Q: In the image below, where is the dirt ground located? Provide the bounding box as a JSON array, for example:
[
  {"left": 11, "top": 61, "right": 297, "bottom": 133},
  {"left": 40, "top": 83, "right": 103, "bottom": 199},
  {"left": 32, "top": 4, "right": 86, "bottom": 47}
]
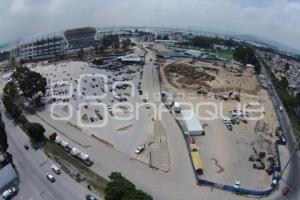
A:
[
  {"left": 162, "top": 60, "right": 261, "bottom": 94},
  {"left": 160, "top": 59, "right": 288, "bottom": 190}
]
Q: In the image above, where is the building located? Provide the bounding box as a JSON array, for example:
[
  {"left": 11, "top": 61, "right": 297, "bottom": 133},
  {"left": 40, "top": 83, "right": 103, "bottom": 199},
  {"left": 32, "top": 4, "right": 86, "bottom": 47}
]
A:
[
  {"left": 0, "top": 163, "right": 19, "bottom": 193},
  {"left": 12, "top": 32, "right": 67, "bottom": 61},
  {"left": 184, "top": 50, "right": 202, "bottom": 58},
  {"left": 181, "top": 110, "right": 205, "bottom": 136},
  {"left": 245, "top": 64, "right": 256, "bottom": 73},
  {"left": 11, "top": 27, "right": 120, "bottom": 61},
  {"left": 64, "top": 27, "right": 98, "bottom": 49},
  {"left": 117, "top": 53, "right": 143, "bottom": 63}
]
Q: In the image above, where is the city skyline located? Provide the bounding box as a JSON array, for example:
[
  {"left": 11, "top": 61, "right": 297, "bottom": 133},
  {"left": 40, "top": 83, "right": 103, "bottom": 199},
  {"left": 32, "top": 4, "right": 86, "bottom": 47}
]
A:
[{"left": 0, "top": 0, "right": 299, "bottom": 51}]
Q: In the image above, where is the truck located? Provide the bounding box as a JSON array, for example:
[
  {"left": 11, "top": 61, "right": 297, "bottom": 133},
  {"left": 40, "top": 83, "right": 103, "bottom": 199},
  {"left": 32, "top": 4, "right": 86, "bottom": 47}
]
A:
[
  {"left": 181, "top": 110, "right": 205, "bottom": 136},
  {"left": 173, "top": 102, "right": 181, "bottom": 113}
]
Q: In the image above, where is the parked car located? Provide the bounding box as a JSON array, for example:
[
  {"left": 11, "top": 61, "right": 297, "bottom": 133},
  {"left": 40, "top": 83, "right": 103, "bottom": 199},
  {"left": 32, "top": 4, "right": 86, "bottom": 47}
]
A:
[
  {"left": 279, "top": 106, "right": 284, "bottom": 112},
  {"left": 46, "top": 173, "right": 55, "bottom": 182},
  {"left": 2, "top": 187, "right": 17, "bottom": 200},
  {"left": 24, "top": 144, "right": 29, "bottom": 150},
  {"left": 85, "top": 194, "right": 97, "bottom": 200},
  {"left": 135, "top": 144, "right": 145, "bottom": 154},
  {"left": 282, "top": 186, "right": 290, "bottom": 196},
  {"left": 145, "top": 103, "right": 150, "bottom": 109},
  {"left": 51, "top": 165, "right": 61, "bottom": 175},
  {"left": 279, "top": 114, "right": 284, "bottom": 119}
]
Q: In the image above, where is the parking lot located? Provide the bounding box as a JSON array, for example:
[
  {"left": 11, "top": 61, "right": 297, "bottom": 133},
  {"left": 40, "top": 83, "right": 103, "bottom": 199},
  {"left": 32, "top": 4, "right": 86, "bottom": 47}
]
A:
[{"left": 32, "top": 61, "right": 153, "bottom": 156}]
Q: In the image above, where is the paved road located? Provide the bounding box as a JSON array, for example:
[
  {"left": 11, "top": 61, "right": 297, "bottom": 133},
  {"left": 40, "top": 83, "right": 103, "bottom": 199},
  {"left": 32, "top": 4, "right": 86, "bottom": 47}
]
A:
[
  {"left": 23, "top": 44, "right": 249, "bottom": 200},
  {"left": 1, "top": 104, "right": 99, "bottom": 200},
  {"left": 1, "top": 46, "right": 286, "bottom": 200},
  {"left": 260, "top": 62, "right": 300, "bottom": 199}
]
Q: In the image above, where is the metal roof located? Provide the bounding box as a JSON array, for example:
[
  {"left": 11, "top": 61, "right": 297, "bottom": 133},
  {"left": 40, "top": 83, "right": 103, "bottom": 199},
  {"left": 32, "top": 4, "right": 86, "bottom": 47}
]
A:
[
  {"left": 0, "top": 163, "right": 18, "bottom": 191},
  {"left": 181, "top": 110, "right": 204, "bottom": 133}
]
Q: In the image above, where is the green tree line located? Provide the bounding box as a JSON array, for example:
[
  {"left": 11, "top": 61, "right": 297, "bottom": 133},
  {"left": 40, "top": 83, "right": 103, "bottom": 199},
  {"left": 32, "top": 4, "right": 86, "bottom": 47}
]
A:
[
  {"left": 2, "top": 65, "right": 46, "bottom": 143},
  {"left": 105, "top": 172, "right": 153, "bottom": 200},
  {"left": 233, "top": 46, "right": 261, "bottom": 73}
]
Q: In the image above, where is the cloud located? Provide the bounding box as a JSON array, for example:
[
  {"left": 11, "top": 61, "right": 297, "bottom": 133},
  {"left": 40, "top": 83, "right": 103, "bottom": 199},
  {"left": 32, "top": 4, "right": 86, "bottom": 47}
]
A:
[{"left": 0, "top": 0, "right": 299, "bottom": 50}]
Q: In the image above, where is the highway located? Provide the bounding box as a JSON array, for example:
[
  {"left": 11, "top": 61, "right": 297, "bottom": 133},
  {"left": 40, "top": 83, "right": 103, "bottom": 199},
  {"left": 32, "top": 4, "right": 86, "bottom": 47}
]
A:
[
  {"left": 260, "top": 62, "right": 300, "bottom": 199},
  {"left": 1, "top": 104, "right": 98, "bottom": 200}
]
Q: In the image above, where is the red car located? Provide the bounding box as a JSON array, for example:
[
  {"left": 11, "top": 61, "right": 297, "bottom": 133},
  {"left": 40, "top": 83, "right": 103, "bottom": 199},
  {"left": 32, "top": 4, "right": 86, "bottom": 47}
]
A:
[
  {"left": 23, "top": 144, "right": 29, "bottom": 150},
  {"left": 282, "top": 186, "right": 290, "bottom": 196}
]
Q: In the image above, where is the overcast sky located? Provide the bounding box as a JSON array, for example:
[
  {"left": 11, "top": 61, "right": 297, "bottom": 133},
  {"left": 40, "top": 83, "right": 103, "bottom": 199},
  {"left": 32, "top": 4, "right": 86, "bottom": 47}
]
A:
[{"left": 0, "top": 0, "right": 300, "bottom": 50}]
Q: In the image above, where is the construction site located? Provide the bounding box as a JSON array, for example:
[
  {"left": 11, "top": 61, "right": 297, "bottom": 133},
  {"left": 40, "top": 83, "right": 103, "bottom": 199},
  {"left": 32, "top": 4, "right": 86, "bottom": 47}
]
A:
[{"left": 159, "top": 58, "right": 289, "bottom": 190}]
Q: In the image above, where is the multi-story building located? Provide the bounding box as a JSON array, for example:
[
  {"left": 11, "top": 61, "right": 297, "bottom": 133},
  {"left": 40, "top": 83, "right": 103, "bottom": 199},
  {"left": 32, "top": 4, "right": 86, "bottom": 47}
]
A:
[
  {"left": 11, "top": 32, "right": 68, "bottom": 61},
  {"left": 11, "top": 27, "right": 120, "bottom": 61}
]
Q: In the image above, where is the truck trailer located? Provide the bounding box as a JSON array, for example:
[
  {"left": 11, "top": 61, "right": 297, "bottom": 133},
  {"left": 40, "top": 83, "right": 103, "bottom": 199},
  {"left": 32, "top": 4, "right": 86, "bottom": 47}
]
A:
[{"left": 181, "top": 110, "right": 205, "bottom": 136}]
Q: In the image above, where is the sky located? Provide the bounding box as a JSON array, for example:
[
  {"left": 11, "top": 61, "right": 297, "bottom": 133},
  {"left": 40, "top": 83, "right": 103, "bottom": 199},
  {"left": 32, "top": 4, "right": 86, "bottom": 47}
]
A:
[{"left": 0, "top": 0, "right": 300, "bottom": 50}]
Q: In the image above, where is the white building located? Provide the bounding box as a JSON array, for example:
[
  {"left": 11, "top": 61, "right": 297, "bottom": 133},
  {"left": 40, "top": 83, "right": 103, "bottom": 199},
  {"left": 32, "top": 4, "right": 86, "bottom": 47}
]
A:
[
  {"left": 117, "top": 53, "right": 143, "bottom": 63},
  {"left": 11, "top": 32, "right": 68, "bottom": 61},
  {"left": 181, "top": 110, "right": 205, "bottom": 136}
]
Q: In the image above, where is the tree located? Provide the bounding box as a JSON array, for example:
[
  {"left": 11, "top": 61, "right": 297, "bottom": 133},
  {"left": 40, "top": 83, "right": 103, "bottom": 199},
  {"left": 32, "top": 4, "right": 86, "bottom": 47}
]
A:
[
  {"left": 233, "top": 46, "right": 261, "bottom": 73},
  {"left": 0, "top": 112, "right": 8, "bottom": 152},
  {"left": 12, "top": 66, "right": 47, "bottom": 102},
  {"left": 162, "top": 34, "right": 169, "bottom": 40},
  {"left": 121, "top": 38, "right": 131, "bottom": 49},
  {"left": 105, "top": 172, "right": 152, "bottom": 200},
  {"left": 3, "top": 81, "right": 18, "bottom": 99},
  {"left": 279, "top": 77, "right": 289, "bottom": 89},
  {"left": 2, "top": 95, "right": 22, "bottom": 119},
  {"left": 9, "top": 56, "right": 16, "bottom": 68},
  {"left": 78, "top": 48, "right": 84, "bottom": 60},
  {"left": 27, "top": 122, "right": 45, "bottom": 142},
  {"left": 156, "top": 35, "right": 162, "bottom": 40},
  {"left": 11, "top": 66, "right": 30, "bottom": 85},
  {"left": 284, "top": 63, "right": 290, "bottom": 72}
]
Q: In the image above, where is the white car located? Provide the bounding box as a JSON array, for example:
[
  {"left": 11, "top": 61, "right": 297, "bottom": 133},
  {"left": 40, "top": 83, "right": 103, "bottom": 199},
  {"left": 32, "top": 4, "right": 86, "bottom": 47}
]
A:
[
  {"left": 2, "top": 187, "right": 17, "bottom": 199},
  {"left": 51, "top": 165, "right": 61, "bottom": 175},
  {"left": 145, "top": 103, "right": 150, "bottom": 109},
  {"left": 46, "top": 173, "right": 55, "bottom": 182},
  {"left": 135, "top": 144, "right": 145, "bottom": 154},
  {"left": 279, "top": 106, "right": 283, "bottom": 112}
]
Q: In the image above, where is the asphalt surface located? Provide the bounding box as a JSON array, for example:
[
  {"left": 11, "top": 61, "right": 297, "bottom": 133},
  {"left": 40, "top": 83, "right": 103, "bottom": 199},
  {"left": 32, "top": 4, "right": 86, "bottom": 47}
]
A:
[
  {"left": 260, "top": 64, "right": 300, "bottom": 199},
  {"left": 1, "top": 46, "right": 296, "bottom": 200},
  {"left": 1, "top": 103, "right": 99, "bottom": 200}
]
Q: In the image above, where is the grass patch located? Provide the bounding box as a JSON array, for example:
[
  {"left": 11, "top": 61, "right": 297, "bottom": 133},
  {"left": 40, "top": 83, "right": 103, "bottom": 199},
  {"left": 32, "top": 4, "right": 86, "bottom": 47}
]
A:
[
  {"left": 44, "top": 141, "right": 108, "bottom": 196},
  {"left": 215, "top": 51, "right": 233, "bottom": 60}
]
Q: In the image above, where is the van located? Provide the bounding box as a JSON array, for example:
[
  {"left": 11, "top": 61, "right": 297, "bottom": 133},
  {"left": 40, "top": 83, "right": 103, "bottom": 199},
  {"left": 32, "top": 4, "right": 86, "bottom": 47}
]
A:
[{"left": 51, "top": 165, "right": 61, "bottom": 174}]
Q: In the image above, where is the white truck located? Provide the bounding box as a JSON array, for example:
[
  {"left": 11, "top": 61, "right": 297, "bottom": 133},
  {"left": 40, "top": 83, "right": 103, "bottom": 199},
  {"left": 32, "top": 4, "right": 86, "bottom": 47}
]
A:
[{"left": 173, "top": 102, "right": 181, "bottom": 113}]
